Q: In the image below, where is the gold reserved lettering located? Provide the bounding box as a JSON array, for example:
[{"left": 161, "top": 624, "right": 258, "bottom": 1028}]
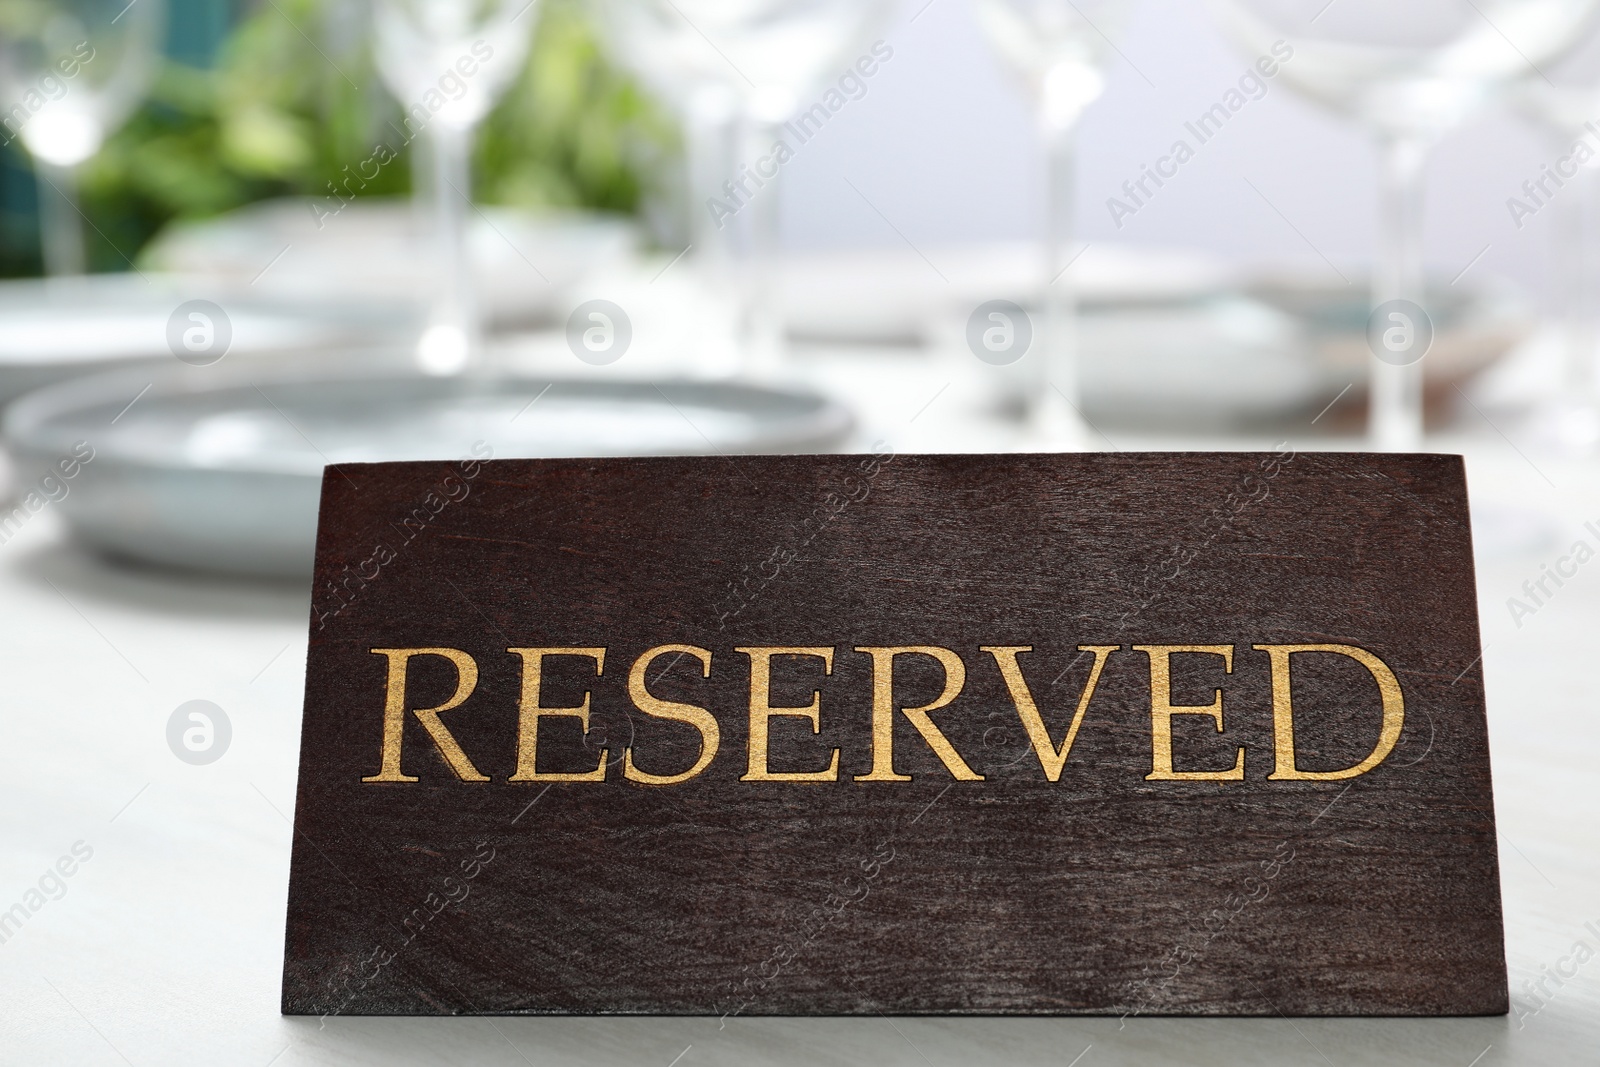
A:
[
  {"left": 737, "top": 647, "right": 839, "bottom": 781},
  {"left": 507, "top": 647, "right": 608, "bottom": 782},
  {"left": 983, "top": 645, "right": 1119, "bottom": 782},
  {"left": 854, "top": 646, "right": 982, "bottom": 782},
  {"left": 624, "top": 645, "right": 720, "bottom": 786},
  {"left": 1255, "top": 643, "right": 1405, "bottom": 780},
  {"left": 363, "top": 648, "right": 487, "bottom": 783},
  {"left": 1135, "top": 644, "right": 1244, "bottom": 781}
]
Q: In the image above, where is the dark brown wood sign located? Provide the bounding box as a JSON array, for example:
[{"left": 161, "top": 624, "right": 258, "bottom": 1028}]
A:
[{"left": 282, "top": 450, "right": 1505, "bottom": 1017}]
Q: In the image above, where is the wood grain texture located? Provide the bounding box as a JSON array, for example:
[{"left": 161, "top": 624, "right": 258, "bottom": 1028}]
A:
[{"left": 281, "top": 451, "right": 1504, "bottom": 1017}]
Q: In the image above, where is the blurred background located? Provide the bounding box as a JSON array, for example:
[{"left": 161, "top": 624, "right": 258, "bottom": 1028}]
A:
[
  {"left": 6, "top": 0, "right": 1600, "bottom": 577},
  {"left": 0, "top": 0, "right": 1586, "bottom": 289},
  {"left": 6, "top": 3, "right": 1600, "bottom": 1063}
]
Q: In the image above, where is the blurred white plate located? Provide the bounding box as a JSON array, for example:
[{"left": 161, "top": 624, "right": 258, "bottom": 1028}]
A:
[
  {"left": 144, "top": 198, "right": 637, "bottom": 331},
  {"left": 782, "top": 242, "right": 1238, "bottom": 346},
  {"left": 3, "top": 358, "right": 853, "bottom": 578},
  {"left": 784, "top": 244, "right": 1532, "bottom": 426},
  {"left": 931, "top": 292, "right": 1327, "bottom": 428},
  {"left": 0, "top": 274, "right": 421, "bottom": 405},
  {"left": 1246, "top": 272, "right": 1533, "bottom": 427},
  {"left": 1078, "top": 295, "right": 1325, "bottom": 424},
  {"left": 991, "top": 276, "right": 1529, "bottom": 429}
]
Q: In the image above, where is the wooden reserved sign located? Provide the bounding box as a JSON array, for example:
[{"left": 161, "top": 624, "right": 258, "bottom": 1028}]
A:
[{"left": 282, "top": 450, "right": 1505, "bottom": 1017}]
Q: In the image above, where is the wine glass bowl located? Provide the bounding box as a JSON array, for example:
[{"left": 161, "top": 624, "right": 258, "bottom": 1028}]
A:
[
  {"left": 372, "top": 0, "right": 533, "bottom": 130},
  {"left": 0, "top": 0, "right": 164, "bottom": 166},
  {"left": 593, "top": 0, "right": 890, "bottom": 117},
  {"left": 1213, "top": 0, "right": 1600, "bottom": 138},
  {"left": 973, "top": 0, "right": 1128, "bottom": 131},
  {"left": 0, "top": 0, "right": 166, "bottom": 275},
  {"left": 1515, "top": 7, "right": 1600, "bottom": 132}
]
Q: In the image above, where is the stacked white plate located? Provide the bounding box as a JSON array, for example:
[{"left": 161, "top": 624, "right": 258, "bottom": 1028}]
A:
[{"left": 144, "top": 197, "right": 637, "bottom": 333}]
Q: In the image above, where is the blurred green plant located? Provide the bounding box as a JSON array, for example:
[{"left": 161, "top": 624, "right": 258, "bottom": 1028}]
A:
[{"left": 0, "top": 0, "right": 673, "bottom": 276}]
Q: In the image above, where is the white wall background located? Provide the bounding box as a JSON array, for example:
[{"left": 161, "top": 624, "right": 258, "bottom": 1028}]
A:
[{"left": 775, "top": 0, "right": 1568, "bottom": 307}]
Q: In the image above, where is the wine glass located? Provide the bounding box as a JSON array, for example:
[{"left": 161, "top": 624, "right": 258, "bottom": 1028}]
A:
[
  {"left": 1513, "top": 23, "right": 1600, "bottom": 452},
  {"left": 373, "top": 0, "right": 537, "bottom": 375},
  {"left": 1209, "top": 0, "right": 1600, "bottom": 451},
  {"left": 974, "top": 0, "right": 1133, "bottom": 447},
  {"left": 591, "top": 0, "right": 898, "bottom": 375},
  {"left": 589, "top": 0, "right": 745, "bottom": 360},
  {"left": 0, "top": 0, "right": 166, "bottom": 275}
]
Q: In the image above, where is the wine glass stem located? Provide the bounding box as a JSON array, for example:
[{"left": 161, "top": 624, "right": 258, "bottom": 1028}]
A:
[
  {"left": 1370, "top": 134, "right": 1429, "bottom": 451},
  {"left": 736, "top": 116, "right": 784, "bottom": 376},
  {"left": 687, "top": 87, "right": 737, "bottom": 275},
  {"left": 1032, "top": 121, "right": 1087, "bottom": 445},
  {"left": 429, "top": 123, "right": 480, "bottom": 369},
  {"left": 1558, "top": 154, "right": 1598, "bottom": 403},
  {"left": 685, "top": 89, "right": 746, "bottom": 370},
  {"left": 36, "top": 162, "right": 87, "bottom": 276}
]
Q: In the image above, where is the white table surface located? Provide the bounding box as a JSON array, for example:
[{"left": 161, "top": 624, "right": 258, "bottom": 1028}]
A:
[{"left": 2, "top": 347, "right": 1598, "bottom": 1066}]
